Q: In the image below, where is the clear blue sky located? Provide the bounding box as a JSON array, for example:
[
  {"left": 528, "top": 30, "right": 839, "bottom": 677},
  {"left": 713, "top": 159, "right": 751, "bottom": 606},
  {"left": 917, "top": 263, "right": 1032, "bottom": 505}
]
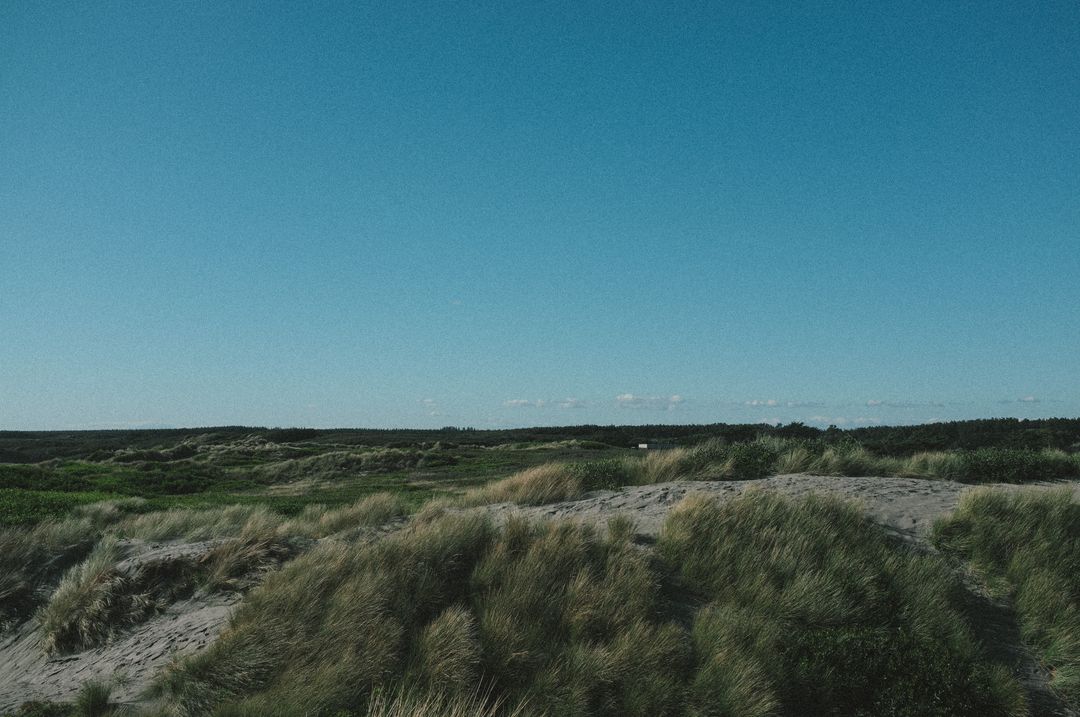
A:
[{"left": 2, "top": 1, "right": 1078, "bottom": 430}]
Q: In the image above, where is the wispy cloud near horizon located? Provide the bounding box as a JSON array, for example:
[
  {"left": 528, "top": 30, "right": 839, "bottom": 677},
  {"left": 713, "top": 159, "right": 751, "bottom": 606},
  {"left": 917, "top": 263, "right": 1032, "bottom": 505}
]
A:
[{"left": 615, "top": 393, "right": 685, "bottom": 410}]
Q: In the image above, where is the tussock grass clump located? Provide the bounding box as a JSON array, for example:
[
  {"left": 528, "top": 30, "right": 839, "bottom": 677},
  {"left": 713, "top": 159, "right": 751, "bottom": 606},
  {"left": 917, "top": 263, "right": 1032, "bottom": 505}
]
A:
[
  {"left": 73, "top": 679, "right": 113, "bottom": 717},
  {"left": 36, "top": 536, "right": 140, "bottom": 653},
  {"left": 461, "top": 464, "right": 583, "bottom": 506},
  {"left": 413, "top": 605, "right": 481, "bottom": 693},
  {"left": 934, "top": 488, "right": 1080, "bottom": 704},
  {"left": 1, "top": 499, "right": 151, "bottom": 628},
  {"left": 364, "top": 689, "right": 524, "bottom": 717},
  {"left": 901, "top": 451, "right": 970, "bottom": 480},
  {"left": 278, "top": 492, "right": 408, "bottom": 538},
  {"left": 37, "top": 526, "right": 300, "bottom": 652},
  {"left": 660, "top": 491, "right": 1026, "bottom": 716}
]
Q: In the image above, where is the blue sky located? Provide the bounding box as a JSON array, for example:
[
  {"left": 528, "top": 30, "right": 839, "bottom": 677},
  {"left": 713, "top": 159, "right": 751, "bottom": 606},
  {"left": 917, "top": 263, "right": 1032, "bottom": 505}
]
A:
[{"left": 1, "top": 1, "right": 1078, "bottom": 430}]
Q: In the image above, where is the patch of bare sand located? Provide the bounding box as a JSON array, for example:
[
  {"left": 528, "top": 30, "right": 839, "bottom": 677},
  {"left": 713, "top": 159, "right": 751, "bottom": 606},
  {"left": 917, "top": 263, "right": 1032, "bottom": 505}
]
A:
[{"left": 0, "top": 538, "right": 237, "bottom": 713}]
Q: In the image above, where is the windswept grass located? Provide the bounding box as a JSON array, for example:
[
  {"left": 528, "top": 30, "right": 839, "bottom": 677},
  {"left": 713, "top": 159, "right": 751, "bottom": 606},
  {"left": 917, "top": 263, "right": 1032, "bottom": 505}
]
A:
[
  {"left": 151, "top": 494, "right": 1024, "bottom": 717},
  {"left": 364, "top": 689, "right": 526, "bottom": 717},
  {"left": 458, "top": 440, "right": 1080, "bottom": 510},
  {"left": 660, "top": 490, "right": 1026, "bottom": 716},
  {"left": 0, "top": 501, "right": 146, "bottom": 628},
  {"left": 37, "top": 536, "right": 132, "bottom": 653},
  {"left": 17, "top": 493, "right": 409, "bottom": 652},
  {"left": 114, "top": 492, "right": 410, "bottom": 542},
  {"left": 934, "top": 488, "right": 1080, "bottom": 705},
  {"left": 73, "top": 679, "right": 113, "bottom": 717},
  {"left": 460, "top": 463, "right": 600, "bottom": 506}
]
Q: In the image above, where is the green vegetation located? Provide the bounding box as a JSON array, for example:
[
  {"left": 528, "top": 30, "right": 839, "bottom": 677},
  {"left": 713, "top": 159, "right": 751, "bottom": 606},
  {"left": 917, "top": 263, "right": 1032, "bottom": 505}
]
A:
[
  {"left": 3, "top": 680, "right": 116, "bottom": 717},
  {"left": 4, "top": 425, "right": 1080, "bottom": 715},
  {"left": 934, "top": 488, "right": 1080, "bottom": 706},
  {"left": 141, "top": 492, "right": 1023, "bottom": 716},
  {"left": 2, "top": 426, "right": 1078, "bottom": 527},
  {"left": 4, "top": 417, "right": 1079, "bottom": 463},
  {"left": 1, "top": 493, "right": 409, "bottom": 634},
  {"left": 660, "top": 491, "right": 1024, "bottom": 717},
  {"left": 457, "top": 438, "right": 1080, "bottom": 508},
  {"left": 0, "top": 488, "right": 117, "bottom": 526}
]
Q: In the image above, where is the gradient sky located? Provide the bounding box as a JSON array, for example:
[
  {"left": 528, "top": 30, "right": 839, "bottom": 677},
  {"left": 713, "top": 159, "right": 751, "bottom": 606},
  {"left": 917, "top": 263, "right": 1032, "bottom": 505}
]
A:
[{"left": 2, "top": 1, "right": 1078, "bottom": 430}]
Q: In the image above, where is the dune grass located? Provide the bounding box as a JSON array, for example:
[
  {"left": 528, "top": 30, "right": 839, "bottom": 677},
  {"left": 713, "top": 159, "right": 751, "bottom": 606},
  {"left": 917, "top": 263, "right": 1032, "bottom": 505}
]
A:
[
  {"left": 659, "top": 490, "right": 1025, "bottom": 717},
  {"left": 21, "top": 493, "right": 410, "bottom": 653},
  {"left": 148, "top": 492, "right": 1024, "bottom": 717},
  {"left": 934, "top": 488, "right": 1080, "bottom": 706},
  {"left": 460, "top": 438, "right": 1080, "bottom": 509}
]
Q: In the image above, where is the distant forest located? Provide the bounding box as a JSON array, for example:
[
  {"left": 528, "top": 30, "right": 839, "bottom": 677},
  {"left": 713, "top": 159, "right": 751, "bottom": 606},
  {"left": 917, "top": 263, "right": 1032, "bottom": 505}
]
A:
[{"left": 1, "top": 418, "right": 1078, "bottom": 463}]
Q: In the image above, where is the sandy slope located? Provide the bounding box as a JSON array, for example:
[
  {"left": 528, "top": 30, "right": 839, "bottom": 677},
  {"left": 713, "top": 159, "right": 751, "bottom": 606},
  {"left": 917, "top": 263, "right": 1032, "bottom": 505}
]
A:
[
  {"left": 2, "top": 475, "right": 1079, "bottom": 714},
  {"left": 0, "top": 539, "right": 240, "bottom": 713}
]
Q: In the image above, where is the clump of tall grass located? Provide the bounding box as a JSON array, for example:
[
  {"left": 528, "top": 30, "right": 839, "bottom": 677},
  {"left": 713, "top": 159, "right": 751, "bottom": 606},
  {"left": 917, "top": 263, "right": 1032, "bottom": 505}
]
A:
[
  {"left": 73, "top": 679, "right": 114, "bottom": 717},
  {"left": 364, "top": 689, "right": 526, "bottom": 717},
  {"left": 660, "top": 490, "right": 1026, "bottom": 716},
  {"left": 0, "top": 510, "right": 114, "bottom": 629},
  {"left": 277, "top": 492, "right": 409, "bottom": 538},
  {"left": 460, "top": 463, "right": 584, "bottom": 506},
  {"left": 37, "top": 520, "right": 306, "bottom": 652},
  {"left": 36, "top": 536, "right": 143, "bottom": 653},
  {"left": 934, "top": 487, "right": 1080, "bottom": 704}
]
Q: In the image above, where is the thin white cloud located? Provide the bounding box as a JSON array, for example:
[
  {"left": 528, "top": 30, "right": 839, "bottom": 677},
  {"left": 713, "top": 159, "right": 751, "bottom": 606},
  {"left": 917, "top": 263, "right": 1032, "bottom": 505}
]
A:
[
  {"left": 1018, "top": 395, "right": 1039, "bottom": 403},
  {"left": 745, "top": 399, "right": 779, "bottom": 407},
  {"left": 557, "top": 398, "right": 586, "bottom": 409},
  {"left": 615, "top": 393, "right": 684, "bottom": 410},
  {"left": 866, "top": 400, "right": 946, "bottom": 409},
  {"left": 504, "top": 399, "right": 537, "bottom": 408}
]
